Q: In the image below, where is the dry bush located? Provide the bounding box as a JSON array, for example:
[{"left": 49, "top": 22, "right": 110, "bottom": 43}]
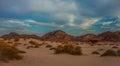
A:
[
  {"left": 26, "top": 46, "right": 34, "bottom": 49},
  {"left": 112, "top": 46, "right": 119, "bottom": 49},
  {"left": 29, "top": 40, "right": 42, "bottom": 48},
  {"left": 70, "top": 46, "right": 82, "bottom": 55},
  {"left": 46, "top": 44, "right": 52, "bottom": 48},
  {"left": 54, "top": 45, "right": 63, "bottom": 54},
  {"left": 92, "top": 51, "right": 100, "bottom": 55},
  {"left": 13, "top": 43, "right": 20, "bottom": 47},
  {"left": 14, "top": 38, "right": 20, "bottom": 42},
  {"left": 117, "top": 49, "right": 120, "bottom": 56},
  {"left": 49, "top": 47, "right": 56, "bottom": 50},
  {"left": 97, "top": 48, "right": 104, "bottom": 51},
  {"left": 54, "top": 44, "right": 82, "bottom": 55},
  {"left": 101, "top": 49, "right": 117, "bottom": 56},
  {"left": 0, "top": 41, "right": 24, "bottom": 61}
]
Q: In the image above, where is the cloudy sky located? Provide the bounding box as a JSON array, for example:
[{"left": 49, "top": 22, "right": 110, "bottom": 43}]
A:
[{"left": 0, "top": 0, "right": 120, "bottom": 36}]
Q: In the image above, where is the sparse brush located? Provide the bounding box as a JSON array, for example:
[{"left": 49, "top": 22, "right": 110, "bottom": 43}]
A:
[
  {"left": 70, "top": 46, "right": 82, "bottom": 55},
  {"left": 18, "top": 50, "right": 26, "bottom": 54},
  {"left": 54, "top": 44, "right": 82, "bottom": 55},
  {"left": 97, "top": 44, "right": 101, "bottom": 46},
  {"left": 29, "top": 41, "right": 38, "bottom": 45},
  {"left": 87, "top": 40, "right": 98, "bottom": 44},
  {"left": 0, "top": 41, "right": 24, "bottom": 61},
  {"left": 63, "top": 44, "right": 74, "bottom": 53},
  {"left": 117, "top": 49, "right": 120, "bottom": 56},
  {"left": 14, "top": 38, "right": 20, "bottom": 42},
  {"left": 46, "top": 44, "right": 52, "bottom": 48},
  {"left": 97, "top": 49, "right": 104, "bottom": 51},
  {"left": 112, "top": 46, "right": 118, "bottom": 49},
  {"left": 26, "top": 46, "right": 34, "bottom": 49},
  {"left": 101, "top": 49, "right": 117, "bottom": 56},
  {"left": 49, "top": 47, "right": 56, "bottom": 50},
  {"left": 34, "top": 45, "right": 39, "bottom": 48},
  {"left": 13, "top": 43, "right": 20, "bottom": 47},
  {"left": 92, "top": 51, "right": 100, "bottom": 55},
  {"left": 29, "top": 40, "right": 41, "bottom": 48},
  {"left": 54, "top": 45, "right": 63, "bottom": 54}
]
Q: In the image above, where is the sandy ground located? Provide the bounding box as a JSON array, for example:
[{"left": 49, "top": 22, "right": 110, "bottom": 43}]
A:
[{"left": 0, "top": 39, "right": 120, "bottom": 66}]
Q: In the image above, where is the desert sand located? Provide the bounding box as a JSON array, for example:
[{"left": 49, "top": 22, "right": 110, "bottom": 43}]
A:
[{"left": 0, "top": 39, "right": 120, "bottom": 66}]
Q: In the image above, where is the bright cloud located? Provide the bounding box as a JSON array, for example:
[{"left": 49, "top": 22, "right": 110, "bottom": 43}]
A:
[
  {"left": 6, "top": 20, "right": 30, "bottom": 27},
  {"left": 80, "top": 18, "right": 100, "bottom": 29},
  {"left": 102, "top": 22, "right": 112, "bottom": 25},
  {"left": 25, "top": 19, "right": 64, "bottom": 28}
]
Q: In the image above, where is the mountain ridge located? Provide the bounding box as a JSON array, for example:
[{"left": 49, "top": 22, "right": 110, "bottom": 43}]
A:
[{"left": 1, "top": 30, "right": 120, "bottom": 42}]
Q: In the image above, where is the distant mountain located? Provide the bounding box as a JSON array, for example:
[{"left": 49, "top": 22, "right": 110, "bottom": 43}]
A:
[
  {"left": 1, "top": 32, "right": 41, "bottom": 40},
  {"left": 74, "top": 34, "right": 99, "bottom": 42},
  {"left": 74, "top": 31, "right": 120, "bottom": 42},
  {"left": 1, "top": 30, "right": 120, "bottom": 42},
  {"left": 41, "top": 30, "right": 74, "bottom": 42},
  {"left": 98, "top": 31, "right": 120, "bottom": 42}
]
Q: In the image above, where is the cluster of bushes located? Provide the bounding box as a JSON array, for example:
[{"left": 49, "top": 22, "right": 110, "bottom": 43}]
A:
[
  {"left": 29, "top": 40, "right": 42, "bottom": 48},
  {"left": 101, "top": 49, "right": 120, "bottom": 56},
  {"left": 112, "top": 46, "right": 119, "bottom": 49},
  {"left": 87, "top": 40, "right": 98, "bottom": 44},
  {"left": 92, "top": 51, "right": 100, "bottom": 55},
  {"left": 54, "top": 44, "right": 82, "bottom": 55},
  {"left": 46, "top": 44, "right": 52, "bottom": 48},
  {"left": 0, "top": 41, "right": 25, "bottom": 62},
  {"left": 14, "top": 38, "right": 20, "bottom": 42}
]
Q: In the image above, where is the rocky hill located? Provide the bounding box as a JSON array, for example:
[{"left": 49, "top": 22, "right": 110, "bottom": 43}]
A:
[
  {"left": 1, "top": 32, "right": 41, "bottom": 40},
  {"left": 41, "top": 30, "right": 74, "bottom": 42}
]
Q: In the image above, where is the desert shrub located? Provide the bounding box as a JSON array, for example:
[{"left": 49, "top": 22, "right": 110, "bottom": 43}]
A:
[
  {"left": 70, "top": 46, "right": 82, "bottom": 55},
  {"left": 29, "top": 41, "right": 41, "bottom": 48},
  {"left": 109, "top": 44, "right": 114, "bottom": 45},
  {"left": 46, "top": 44, "right": 52, "bottom": 48},
  {"left": 88, "top": 40, "right": 98, "bottom": 44},
  {"left": 26, "top": 46, "right": 34, "bottom": 49},
  {"left": 75, "top": 43, "right": 79, "bottom": 45},
  {"left": 13, "top": 43, "right": 19, "bottom": 47},
  {"left": 54, "top": 44, "right": 82, "bottom": 55},
  {"left": 63, "top": 44, "right": 74, "bottom": 53},
  {"left": 29, "top": 41, "right": 38, "bottom": 45},
  {"left": 54, "top": 45, "right": 63, "bottom": 54},
  {"left": 117, "top": 49, "right": 120, "bottom": 56},
  {"left": 92, "top": 51, "right": 100, "bottom": 55},
  {"left": 7, "top": 42, "right": 13, "bottom": 44},
  {"left": 97, "top": 49, "right": 104, "bottom": 51},
  {"left": 97, "top": 44, "right": 102, "bottom": 46},
  {"left": 49, "top": 47, "right": 56, "bottom": 50},
  {"left": 18, "top": 50, "right": 26, "bottom": 54},
  {"left": 14, "top": 38, "right": 20, "bottom": 42},
  {"left": 0, "top": 42, "right": 23, "bottom": 61},
  {"left": 101, "top": 49, "right": 117, "bottom": 56},
  {"left": 112, "top": 46, "right": 118, "bottom": 49},
  {"left": 34, "top": 45, "right": 39, "bottom": 48}
]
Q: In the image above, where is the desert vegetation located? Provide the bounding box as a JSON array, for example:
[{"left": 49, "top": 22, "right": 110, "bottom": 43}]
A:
[
  {"left": 29, "top": 40, "right": 42, "bottom": 48},
  {"left": 46, "top": 44, "right": 52, "bottom": 48},
  {"left": 54, "top": 44, "right": 82, "bottom": 55},
  {"left": 92, "top": 51, "right": 100, "bottom": 55},
  {"left": 117, "top": 49, "right": 120, "bottom": 56},
  {"left": 0, "top": 41, "right": 24, "bottom": 62},
  {"left": 101, "top": 49, "right": 117, "bottom": 56},
  {"left": 88, "top": 40, "right": 98, "bottom": 44},
  {"left": 112, "top": 46, "right": 119, "bottom": 49}
]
